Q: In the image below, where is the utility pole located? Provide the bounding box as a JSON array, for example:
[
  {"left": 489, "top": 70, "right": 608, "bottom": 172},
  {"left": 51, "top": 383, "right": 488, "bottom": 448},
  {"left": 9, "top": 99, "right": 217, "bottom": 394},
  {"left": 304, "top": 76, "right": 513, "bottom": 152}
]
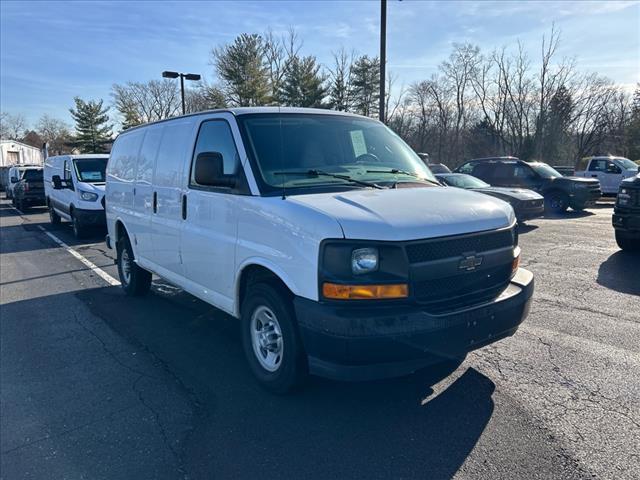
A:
[{"left": 379, "top": 0, "right": 387, "bottom": 123}]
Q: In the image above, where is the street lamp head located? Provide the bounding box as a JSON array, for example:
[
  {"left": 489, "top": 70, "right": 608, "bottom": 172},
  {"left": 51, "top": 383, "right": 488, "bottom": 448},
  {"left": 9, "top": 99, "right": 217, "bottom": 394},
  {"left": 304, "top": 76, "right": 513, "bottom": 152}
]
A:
[
  {"left": 184, "top": 73, "right": 201, "bottom": 81},
  {"left": 162, "top": 71, "right": 179, "bottom": 79}
]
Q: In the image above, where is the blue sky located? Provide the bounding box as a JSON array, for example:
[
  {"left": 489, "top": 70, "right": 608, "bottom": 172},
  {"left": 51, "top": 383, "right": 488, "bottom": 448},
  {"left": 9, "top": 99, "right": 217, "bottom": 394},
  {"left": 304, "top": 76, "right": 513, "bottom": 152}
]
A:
[{"left": 1, "top": 0, "right": 638, "bottom": 127}]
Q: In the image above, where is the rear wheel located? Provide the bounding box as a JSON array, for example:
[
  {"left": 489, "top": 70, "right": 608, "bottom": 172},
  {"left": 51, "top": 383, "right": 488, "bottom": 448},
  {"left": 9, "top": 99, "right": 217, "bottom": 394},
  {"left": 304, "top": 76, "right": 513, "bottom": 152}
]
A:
[
  {"left": 545, "top": 191, "right": 569, "bottom": 214},
  {"left": 116, "top": 232, "right": 152, "bottom": 296},
  {"left": 241, "top": 283, "right": 307, "bottom": 394},
  {"left": 615, "top": 231, "right": 640, "bottom": 251}
]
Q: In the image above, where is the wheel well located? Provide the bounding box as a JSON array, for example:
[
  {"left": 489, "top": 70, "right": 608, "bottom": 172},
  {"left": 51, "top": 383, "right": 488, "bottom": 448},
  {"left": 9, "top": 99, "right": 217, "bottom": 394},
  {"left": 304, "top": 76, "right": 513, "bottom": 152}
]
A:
[
  {"left": 115, "top": 220, "right": 127, "bottom": 242},
  {"left": 238, "top": 265, "right": 292, "bottom": 316}
]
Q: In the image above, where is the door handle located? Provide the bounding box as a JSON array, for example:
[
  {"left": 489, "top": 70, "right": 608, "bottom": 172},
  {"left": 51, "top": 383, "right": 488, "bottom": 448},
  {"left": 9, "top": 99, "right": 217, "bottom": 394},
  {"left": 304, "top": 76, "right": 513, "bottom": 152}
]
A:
[
  {"left": 591, "top": 174, "right": 598, "bottom": 178},
  {"left": 182, "top": 194, "right": 187, "bottom": 220},
  {"left": 153, "top": 192, "right": 157, "bottom": 213}
]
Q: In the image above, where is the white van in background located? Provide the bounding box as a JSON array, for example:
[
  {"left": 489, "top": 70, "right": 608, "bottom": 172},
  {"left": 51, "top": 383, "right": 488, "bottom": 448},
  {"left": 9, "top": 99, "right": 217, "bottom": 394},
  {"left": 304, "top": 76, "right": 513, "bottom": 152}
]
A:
[
  {"left": 105, "top": 107, "right": 533, "bottom": 393},
  {"left": 574, "top": 156, "right": 639, "bottom": 194},
  {"left": 44, "top": 154, "right": 109, "bottom": 238}
]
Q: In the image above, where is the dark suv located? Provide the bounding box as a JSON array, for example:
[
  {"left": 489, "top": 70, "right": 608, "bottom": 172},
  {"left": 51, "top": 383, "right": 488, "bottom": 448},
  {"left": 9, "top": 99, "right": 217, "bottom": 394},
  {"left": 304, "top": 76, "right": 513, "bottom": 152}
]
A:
[
  {"left": 12, "top": 168, "right": 45, "bottom": 210},
  {"left": 612, "top": 173, "right": 640, "bottom": 251},
  {"left": 455, "top": 157, "right": 601, "bottom": 213}
]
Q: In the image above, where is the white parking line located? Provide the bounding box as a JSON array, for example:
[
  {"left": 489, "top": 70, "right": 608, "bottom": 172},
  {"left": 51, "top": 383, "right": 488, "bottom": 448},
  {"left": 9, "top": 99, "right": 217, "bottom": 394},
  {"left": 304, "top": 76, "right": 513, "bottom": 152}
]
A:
[
  {"left": 36, "top": 225, "right": 121, "bottom": 286},
  {"left": 9, "top": 204, "right": 120, "bottom": 286}
]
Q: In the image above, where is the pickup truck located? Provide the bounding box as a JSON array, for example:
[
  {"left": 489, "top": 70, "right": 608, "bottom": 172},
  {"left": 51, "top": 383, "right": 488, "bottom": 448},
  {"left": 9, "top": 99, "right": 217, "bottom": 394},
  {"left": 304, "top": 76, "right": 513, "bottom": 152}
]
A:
[
  {"left": 574, "top": 156, "right": 638, "bottom": 195},
  {"left": 612, "top": 173, "right": 640, "bottom": 251}
]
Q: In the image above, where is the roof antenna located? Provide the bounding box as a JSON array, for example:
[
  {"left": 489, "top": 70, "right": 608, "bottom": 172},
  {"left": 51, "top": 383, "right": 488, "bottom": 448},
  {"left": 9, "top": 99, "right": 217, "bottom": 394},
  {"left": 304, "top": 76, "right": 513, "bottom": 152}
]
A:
[{"left": 279, "top": 106, "right": 286, "bottom": 200}]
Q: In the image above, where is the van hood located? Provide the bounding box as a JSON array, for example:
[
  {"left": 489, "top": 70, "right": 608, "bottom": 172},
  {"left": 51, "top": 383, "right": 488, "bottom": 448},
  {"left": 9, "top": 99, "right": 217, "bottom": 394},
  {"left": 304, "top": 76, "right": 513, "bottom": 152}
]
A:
[
  {"left": 78, "top": 182, "right": 106, "bottom": 193},
  {"left": 288, "top": 187, "right": 515, "bottom": 241}
]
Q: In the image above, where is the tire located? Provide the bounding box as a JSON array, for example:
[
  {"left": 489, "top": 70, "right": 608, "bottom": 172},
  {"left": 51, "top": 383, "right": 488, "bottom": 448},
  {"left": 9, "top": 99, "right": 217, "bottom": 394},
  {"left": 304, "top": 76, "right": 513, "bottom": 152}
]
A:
[
  {"left": 615, "top": 231, "right": 640, "bottom": 251},
  {"left": 48, "top": 203, "right": 61, "bottom": 225},
  {"left": 71, "top": 211, "right": 87, "bottom": 239},
  {"left": 16, "top": 198, "right": 23, "bottom": 210},
  {"left": 241, "top": 283, "right": 307, "bottom": 394},
  {"left": 544, "top": 191, "right": 569, "bottom": 214},
  {"left": 116, "top": 232, "right": 152, "bottom": 296}
]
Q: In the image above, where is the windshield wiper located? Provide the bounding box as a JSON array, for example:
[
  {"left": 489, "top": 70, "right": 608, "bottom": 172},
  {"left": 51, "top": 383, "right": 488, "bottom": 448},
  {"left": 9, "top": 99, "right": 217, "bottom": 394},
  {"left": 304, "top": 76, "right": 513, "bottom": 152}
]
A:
[
  {"left": 365, "top": 169, "right": 441, "bottom": 186},
  {"left": 274, "top": 169, "right": 386, "bottom": 189}
]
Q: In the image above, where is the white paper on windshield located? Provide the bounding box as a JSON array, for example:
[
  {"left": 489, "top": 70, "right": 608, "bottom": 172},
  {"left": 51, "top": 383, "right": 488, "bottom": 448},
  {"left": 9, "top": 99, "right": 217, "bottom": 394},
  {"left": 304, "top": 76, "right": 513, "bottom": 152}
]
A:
[
  {"left": 83, "top": 171, "right": 102, "bottom": 181},
  {"left": 350, "top": 130, "right": 367, "bottom": 157}
]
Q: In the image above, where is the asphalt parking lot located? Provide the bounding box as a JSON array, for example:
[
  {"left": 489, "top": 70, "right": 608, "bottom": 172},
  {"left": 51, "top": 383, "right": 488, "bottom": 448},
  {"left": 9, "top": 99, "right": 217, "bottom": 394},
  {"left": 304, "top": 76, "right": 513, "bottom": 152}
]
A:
[{"left": 1, "top": 199, "right": 638, "bottom": 480}]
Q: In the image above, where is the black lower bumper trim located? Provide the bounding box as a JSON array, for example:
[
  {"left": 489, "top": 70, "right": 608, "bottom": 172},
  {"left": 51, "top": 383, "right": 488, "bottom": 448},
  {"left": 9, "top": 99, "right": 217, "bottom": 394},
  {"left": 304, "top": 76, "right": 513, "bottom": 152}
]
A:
[
  {"left": 74, "top": 208, "right": 106, "bottom": 226},
  {"left": 294, "top": 268, "right": 534, "bottom": 381}
]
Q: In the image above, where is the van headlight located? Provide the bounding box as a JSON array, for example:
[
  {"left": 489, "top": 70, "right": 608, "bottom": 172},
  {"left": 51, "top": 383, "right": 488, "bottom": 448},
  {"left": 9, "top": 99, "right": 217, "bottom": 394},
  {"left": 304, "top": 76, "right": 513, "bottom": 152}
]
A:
[
  {"left": 80, "top": 191, "right": 98, "bottom": 202},
  {"left": 352, "top": 248, "right": 378, "bottom": 275}
]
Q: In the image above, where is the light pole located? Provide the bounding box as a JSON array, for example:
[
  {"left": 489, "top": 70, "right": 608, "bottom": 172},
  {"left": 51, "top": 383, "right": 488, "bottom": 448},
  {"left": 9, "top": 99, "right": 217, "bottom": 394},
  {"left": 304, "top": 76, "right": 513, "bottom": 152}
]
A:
[
  {"left": 379, "top": 0, "right": 387, "bottom": 123},
  {"left": 162, "top": 71, "right": 202, "bottom": 115}
]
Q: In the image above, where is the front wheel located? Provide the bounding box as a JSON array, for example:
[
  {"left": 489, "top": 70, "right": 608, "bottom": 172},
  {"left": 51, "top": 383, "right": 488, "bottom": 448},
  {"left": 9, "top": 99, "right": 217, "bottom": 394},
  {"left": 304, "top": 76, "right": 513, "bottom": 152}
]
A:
[
  {"left": 241, "top": 283, "right": 307, "bottom": 394},
  {"left": 615, "top": 231, "right": 640, "bottom": 251},
  {"left": 71, "top": 211, "right": 87, "bottom": 239},
  {"left": 116, "top": 233, "right": 152, "bottom": 296},
  {"left": 49, "top": 203, "right": 61, "bottom": 225},
  {"left": 545, "top": 191, "right": 569, "bottom": 214}
]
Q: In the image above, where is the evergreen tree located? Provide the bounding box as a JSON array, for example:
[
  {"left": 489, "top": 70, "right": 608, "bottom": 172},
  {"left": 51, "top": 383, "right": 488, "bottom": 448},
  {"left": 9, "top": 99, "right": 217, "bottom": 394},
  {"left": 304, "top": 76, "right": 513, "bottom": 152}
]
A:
[
  {"left": 211, "top": 33, "right": 270, "bottom": 106},
  {"left": 278, "top": 55, "right": 327, "bottom": 108},
  {"left": 349, "top": 55, "right": 380, "bottom": 117},
  {"left": 542, "top": 86, "right": 573, "bottom": 162},
  {"left": 69, "top": 97, "right": 112, "bottom": 153},
  {"left": 327, "top": 49, "right": 353, "bottom": 111}
]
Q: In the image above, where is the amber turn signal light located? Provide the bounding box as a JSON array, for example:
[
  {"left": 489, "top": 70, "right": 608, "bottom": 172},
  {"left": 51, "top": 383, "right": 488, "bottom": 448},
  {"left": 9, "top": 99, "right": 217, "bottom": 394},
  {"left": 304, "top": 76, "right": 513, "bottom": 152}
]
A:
[
  {"left": 322, "top": 283, "right": 409, "bottom": 300},
  {"left": 512, "top": 247, "right": 521, "bottom": 276}
]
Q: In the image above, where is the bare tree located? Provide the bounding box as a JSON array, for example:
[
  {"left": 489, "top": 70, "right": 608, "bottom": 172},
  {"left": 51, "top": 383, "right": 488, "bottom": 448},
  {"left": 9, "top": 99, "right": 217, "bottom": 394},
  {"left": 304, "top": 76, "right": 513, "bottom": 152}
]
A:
[
  {"left": 0, "top": 112, "right": 28, "bottom": 140},
  {"left": 35, "top": 114, "right": 72, "bottom": 154},
  {"left": 327, "top": 48, "right": 355, "bottom": 111},
  {"left": 112, "top": 80, "right": 182, "bottom": 129}
]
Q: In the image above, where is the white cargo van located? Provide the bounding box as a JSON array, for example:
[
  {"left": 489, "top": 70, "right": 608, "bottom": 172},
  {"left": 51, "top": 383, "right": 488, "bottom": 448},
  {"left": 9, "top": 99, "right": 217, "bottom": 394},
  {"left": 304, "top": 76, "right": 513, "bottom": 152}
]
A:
[
  {"left": 44, "top": 154, "right": 109, "bottom": 237},
  {"left": 105, "top": 108, "right": 534, "bottom": 392},
  {"left": 574, "top": 156, "right": 639, "bottom": 194}
]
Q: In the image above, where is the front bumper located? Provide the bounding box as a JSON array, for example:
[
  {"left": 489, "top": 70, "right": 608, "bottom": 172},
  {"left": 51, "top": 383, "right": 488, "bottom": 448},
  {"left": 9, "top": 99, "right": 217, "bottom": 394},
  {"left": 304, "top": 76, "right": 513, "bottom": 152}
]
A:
[
  {"left": 570, "top": 188, "right": 601, "bottom": 208},
  {"left": 613, "top": 211, "right": 640, "bottom": 235},
  {"left": 74, "top": 207, "right": 106, "bottom": 227},
  {"left": 18, "top": 193, "right": 46, "bottom": 205},
  {"left": 515, "top": 203, "right": 544, "bottom": 221},
  {"left": 294, "top": 268, "right": 534, "bottom": 381}
]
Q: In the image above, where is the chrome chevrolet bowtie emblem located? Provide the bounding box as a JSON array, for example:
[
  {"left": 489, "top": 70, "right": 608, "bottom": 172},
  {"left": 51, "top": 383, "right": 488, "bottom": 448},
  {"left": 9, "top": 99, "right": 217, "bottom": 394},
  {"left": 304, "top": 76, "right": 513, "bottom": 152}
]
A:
[{"left": 459, "top": 254, "right": 483, "bottom": 271}]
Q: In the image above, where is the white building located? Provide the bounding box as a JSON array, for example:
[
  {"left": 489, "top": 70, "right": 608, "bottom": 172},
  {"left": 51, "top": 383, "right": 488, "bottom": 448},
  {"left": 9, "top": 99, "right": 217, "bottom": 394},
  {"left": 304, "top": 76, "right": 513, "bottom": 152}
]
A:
[{"left": 0, "top": 140, "right": 43, "bottom": 167}]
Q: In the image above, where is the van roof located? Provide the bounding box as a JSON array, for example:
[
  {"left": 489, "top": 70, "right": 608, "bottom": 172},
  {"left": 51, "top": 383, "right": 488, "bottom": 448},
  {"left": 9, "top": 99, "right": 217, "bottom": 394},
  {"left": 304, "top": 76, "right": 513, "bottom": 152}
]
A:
[
  {"left": 46, "top": 154, "right": 110, "bottom": 160},
  {"left": 120, "top": 107, "right": 371, "bottom": 134}
]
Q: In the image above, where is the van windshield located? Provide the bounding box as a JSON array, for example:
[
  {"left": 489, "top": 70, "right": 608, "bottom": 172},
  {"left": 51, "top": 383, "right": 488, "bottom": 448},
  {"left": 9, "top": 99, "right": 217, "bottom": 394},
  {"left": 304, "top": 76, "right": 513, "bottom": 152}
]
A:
[
  {"left": 530, "top": 163, "right": 562, "bottom": 179},
  {"left": 238, "top": 113, "right": 436, "bottom": 193},
  {"left": 616, "top": 158, "right": 639, "bottom": 171},
  {"left": 74, "top": 158, "right": 107, "bottom": 183}
]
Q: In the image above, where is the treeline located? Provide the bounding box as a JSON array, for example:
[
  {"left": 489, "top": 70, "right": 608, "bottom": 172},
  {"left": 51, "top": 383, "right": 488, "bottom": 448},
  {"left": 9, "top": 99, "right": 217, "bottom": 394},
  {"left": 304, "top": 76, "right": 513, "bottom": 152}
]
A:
[{"left": 2, "top": 27, "right": 639, "bottom": 163}]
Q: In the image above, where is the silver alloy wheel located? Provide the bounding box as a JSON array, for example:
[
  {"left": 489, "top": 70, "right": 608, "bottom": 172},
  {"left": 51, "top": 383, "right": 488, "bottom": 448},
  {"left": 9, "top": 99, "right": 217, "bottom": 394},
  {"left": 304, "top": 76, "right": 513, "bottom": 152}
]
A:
[
  {"left": 120, "top": 247, "right": 132, "bottom": 285},
  {"left": 250, "top": 305, "right": 284, "bottom": 372}
]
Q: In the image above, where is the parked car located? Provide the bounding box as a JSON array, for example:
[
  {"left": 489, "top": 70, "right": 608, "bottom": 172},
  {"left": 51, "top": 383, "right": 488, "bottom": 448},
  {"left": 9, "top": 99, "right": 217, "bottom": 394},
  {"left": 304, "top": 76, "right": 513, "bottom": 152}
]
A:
[
  {"left": 105, "top": 107, "right": 534, "bottom": 393},
  {"left": 4, "top": 164, "right": 40, "bottom": 200},
  {"left": 574, "top": 156, "right": 638, "bottom": 195},
  {"left": 436, "top": 173, "right": 544, "bottom": 222},
  {"left": 12, "top": 167, "right": 45, "bottom": 210},
  {"left": 456, "top": 157, "right": 601, "bottom": 214},
  {"left": 44, "top": 154, "right": 109, "bottom": 238},
  {"left": 427, "top": 163, "right": 451, "bottom": 174},
  {"left": 612, "top": 173, "right": 640, "bottom": 251}
]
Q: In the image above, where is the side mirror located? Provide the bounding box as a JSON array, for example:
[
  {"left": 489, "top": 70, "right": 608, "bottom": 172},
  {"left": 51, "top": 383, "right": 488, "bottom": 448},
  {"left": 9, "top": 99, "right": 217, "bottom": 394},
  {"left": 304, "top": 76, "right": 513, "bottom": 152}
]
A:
[
  {"left": 10, "top": 177, "right": 18, "bottom": 183},
  {"left": 52, "top": 175, "right": 63, "bottom": 189},
  {"left": 194, "top": 152, "right": 236, "bottom": 188}
]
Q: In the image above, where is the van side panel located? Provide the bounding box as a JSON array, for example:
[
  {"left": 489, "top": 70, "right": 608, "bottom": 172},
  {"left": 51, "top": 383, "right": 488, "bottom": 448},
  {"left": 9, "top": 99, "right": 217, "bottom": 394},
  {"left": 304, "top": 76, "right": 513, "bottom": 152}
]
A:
[
  {"left": 147, "top": 117, "right": 197, "bottom": 275},
  {"left": 106, "top": 132, "right": 145, "bottom": 248},
  {"left": 132, "top": 125, "right": 163, "bottom": 261}
]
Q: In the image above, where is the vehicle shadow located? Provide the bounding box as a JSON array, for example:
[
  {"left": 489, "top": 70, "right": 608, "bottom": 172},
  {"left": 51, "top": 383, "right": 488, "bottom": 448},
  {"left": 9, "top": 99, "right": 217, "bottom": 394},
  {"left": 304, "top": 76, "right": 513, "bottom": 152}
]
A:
[
  {"left": 74, "top": 284, "right": 496, "bottom": 480},
  {"left": 542, "top": 210, "right": 595, "bottom": 220},
  {"left": 0, "top": 222, "right": 106, "bottom": 254},
  {"left": 517, "top": 223, "right": 539, "bottom": 234},
  {"left": 597, "top": 250, "right": 640, "bottom": 296}
]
